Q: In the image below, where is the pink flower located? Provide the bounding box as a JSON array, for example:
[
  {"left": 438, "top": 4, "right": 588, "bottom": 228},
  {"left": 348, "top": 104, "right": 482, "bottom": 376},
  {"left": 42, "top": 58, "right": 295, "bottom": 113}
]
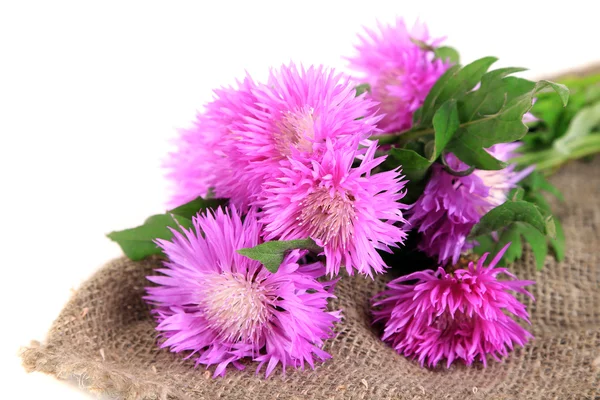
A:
[
  {"left": 231, "top": 63, "right": 382, "bottom": 204},
  {"left": 259, "top": 140, "right": 408, "bottom": 277},
  {"left": 165, "top": 76, "right": 260, "bottom": 207},
  {"left": 145, "top": 207, "right": 340, "bottom": 377},
  {"left": 408, "top": 143, "right": 534, "bottom": 265},
  {"left": 166, "top": 64, "right": 381, "bottom": 209},
  {"left": 372, "top": 244, "right": 534, "bottom": 368},
  {"left": 348, "top": 18, "right": 450, "bottom": 132}
]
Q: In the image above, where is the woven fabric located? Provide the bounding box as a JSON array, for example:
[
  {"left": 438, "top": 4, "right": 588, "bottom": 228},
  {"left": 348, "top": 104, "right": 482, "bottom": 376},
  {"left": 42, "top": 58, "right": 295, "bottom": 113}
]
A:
[{"left": 21, "top": 158, "right": 600, "bottom": 399}]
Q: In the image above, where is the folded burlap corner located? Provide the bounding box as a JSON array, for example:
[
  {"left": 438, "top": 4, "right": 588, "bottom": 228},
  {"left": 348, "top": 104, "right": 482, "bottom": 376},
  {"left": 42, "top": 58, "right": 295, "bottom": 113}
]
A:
[{"left": 21, "top": 158, "right": 600, "bottom": 400}]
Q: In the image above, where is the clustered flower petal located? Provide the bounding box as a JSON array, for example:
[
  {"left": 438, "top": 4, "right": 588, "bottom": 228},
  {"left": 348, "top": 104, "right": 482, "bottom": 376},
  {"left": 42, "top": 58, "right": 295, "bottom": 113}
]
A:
[
  {"left": 232, "top": 64, "right": 382, "bottom": 202},
  {"left": 408, "top": 143, "right": 534, "bottom": 265},
  {"left": 260, "top": 140, "right": 408, "bottom": 277},
  {"left": 154, "top": 19, "right": 539, "bottom": 377},
  {"left": 166, "top": 64, "right": 382, "bottom": 208},
  {"left": 165, "top": 76, "right": 259, "bottom": 207},
  {"left": 348, "top": 18, "right": 451, "bottom": 132},
  {"left": 372, "top": 244, "right": 534, "bottom": 368},
  {"left": 156, "top": 60, "right": 414, "bottom": 376},
  {"left": 145, "top": 207, "right": 340, "bottom": 377}
]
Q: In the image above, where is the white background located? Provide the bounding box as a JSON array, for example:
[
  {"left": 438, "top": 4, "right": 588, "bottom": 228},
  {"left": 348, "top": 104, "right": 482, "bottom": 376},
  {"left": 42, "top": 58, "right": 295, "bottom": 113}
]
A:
[{"left": 1, "top": 1, "right": 597, "bottom": 398}]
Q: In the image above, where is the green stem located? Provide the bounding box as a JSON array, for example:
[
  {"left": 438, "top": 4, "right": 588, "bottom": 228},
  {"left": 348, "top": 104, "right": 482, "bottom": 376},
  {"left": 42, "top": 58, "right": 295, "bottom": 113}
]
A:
[
  {"left": 538, "top": 135, "right": 600, "bottom": 170},
  {"left": 513, "top": 134, "right": 600, "bottom": 172},
  {"left": 511, "top": 149, "right": 553, "bottom": 167}
]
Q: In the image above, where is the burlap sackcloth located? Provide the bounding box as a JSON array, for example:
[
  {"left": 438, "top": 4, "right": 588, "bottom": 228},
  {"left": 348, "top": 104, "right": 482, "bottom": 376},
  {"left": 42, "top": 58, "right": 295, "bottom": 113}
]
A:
[{"left": 21, "top": 157, "right": 600, "bottom": 400}]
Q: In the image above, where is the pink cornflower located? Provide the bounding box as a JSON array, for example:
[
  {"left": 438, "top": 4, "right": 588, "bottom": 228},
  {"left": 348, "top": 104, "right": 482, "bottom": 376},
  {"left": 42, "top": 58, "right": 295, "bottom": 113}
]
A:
[
  {"left": 145, "top": 207, "right": 340, "bottom": 377},
  {"left": 165, "top": 76, "right": 260, "bottom": 207},
  {"left": 348, "top": 18, "right": 450, "bottom": 132},
  {"left": 231, "top": 63, "right": 382, "bottom": 203},
  {"left": 259, "top": 140, "right": 408, "bottom": 277},
  {"left": 372, "top": 243, "right": 534, "bottom": 368},
  {"left": 167, "top": 64, "right": 381, "bottom": 208},
  {"left": 408, "top": 143, "right": 534, "bottom": 265}
]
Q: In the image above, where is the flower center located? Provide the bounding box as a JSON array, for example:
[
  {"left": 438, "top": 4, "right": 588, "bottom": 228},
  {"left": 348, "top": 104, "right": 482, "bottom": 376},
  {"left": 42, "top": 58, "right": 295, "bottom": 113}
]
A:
[
  {"left": 200, "top": 273, "right": 272, "bottom": 343},
  {"left": 434, "top": 311, "right": 472, "bottom": 337},
  {"left": 299, "top": 187, "right": 356, "bottom": 248},
  {"left": 445, "top": 253, "right": 480, "bottom": 273},
  {"left": 274, "top": 107, "right": 316, "bottom": 157}
]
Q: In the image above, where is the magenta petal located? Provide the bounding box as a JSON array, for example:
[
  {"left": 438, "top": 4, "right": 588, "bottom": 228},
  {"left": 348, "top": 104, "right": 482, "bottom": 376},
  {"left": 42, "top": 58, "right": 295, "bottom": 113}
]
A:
[
  {"left": 372, "top": 247, "right": 534, "bottom": 368},
  {"left": 145, "top": 207, "right": 341, "bottom": 377},
  {"left": 408, "top": 145, "right": 533, "bottom": 264},
  {"left": 259, "top": 140, "right": 409, "bottom": 277}
]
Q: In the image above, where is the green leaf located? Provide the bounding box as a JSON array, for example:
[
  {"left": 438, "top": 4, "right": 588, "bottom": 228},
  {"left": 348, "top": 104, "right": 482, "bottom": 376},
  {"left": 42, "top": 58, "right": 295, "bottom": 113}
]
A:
[
  {"left": 447, "top": 79, "right": 568, "bottom": 170},
  {"left": 431, "top": 100, "right": 459, "bottom": 161},
  {"left": 509, "top": 187, "right": 525, "bottom": 201},
  {"left": 412, "top": 107, "right": 423, "bottom": 125},
  {"left": 447, "top": 131, "right": 508, "bottom": 170},
  {"left": 527, "top": 75, "right": 599, "bottom": 150},
  {"left": 237, "top": 239, "right": 323, "bottom": 273},
  {"left": 481, "top": 67, "right": 529, "bottom": 83},
  {"left": 559, "top": 72, "right": 600, "bottom": 90},
  {"left": 544, "top": 215, "right": 556, "bottom": 239},
  {"left": 462, "top": 74, "right": 533, "bottom": 120},
  {"left": 389, "top": 148, "right": 432, "bottom": 188},
  {"left": 474, "top": 226, "right": 523, "bottom": 264},
  {"left": 531, "top": 97, "right": 561, "bottom": 134},
  {"left": 107, "top": 214, "right": 193, "bottom": 260},
  {"left": 474, "top": 221, "right": 552, "bottom": 269},
  {"left": 380, "top": 60, "right": 570, "bottom": 177},
  {"left": 470, "top": 201, "right": 548, "bottom": 238},
  {"left": 433, "top": 46, "right": 460, "bottom": 64},
  {"left": 355, "top": 83, "right": 371, "bottom": 97},
  {"left": 526, "top": 192, "right": 552, "bottom": 215},
  {"left": 169, "top": 197, "right": 227, "bottom": 219},
  {"left": 519, "top": 223, "right": 548, "bottom": 269},
  {"left": 480, "top": 171, "right": 565, "bottom": 268},
  {"left": 389, "top": 148, "right": 432, "bottom": 170},
  {"left": 536, "top": 80, "right": 569, "bottom": 107},
  {"left": 439, "top": 57, "right": 499, "bottom": 107},
  {"left": 399, "top": 64, "right": 567, "bottom": 170},
  {"left": 554, "top": 101, "right": 600, "bottom": 152},
  {"left": 472, "top": 234, "right": 495, "bottom": 255},
  {"left": 499, "top": 225, "right": 524, "bottom": 261},
  {"left": 470, "top": 195, "right": 562, "bottom": 269},
  {"left": 388, "top": 61, "right": 568, "bottom": 156},
  {"left": 514, "top": 102, "right": 600, "bottom": 173},
  {"left": 537, "top": 179, "right": 564, "bottom": 202},
  {"left": 420, "top": 57, "right": 498, "bottom": 124},
  {"left": 521, "top": 171, "right": 565, "bottom": 202},
  {"left": 107, "top": 196, "right": 226, "bottom": 261}
]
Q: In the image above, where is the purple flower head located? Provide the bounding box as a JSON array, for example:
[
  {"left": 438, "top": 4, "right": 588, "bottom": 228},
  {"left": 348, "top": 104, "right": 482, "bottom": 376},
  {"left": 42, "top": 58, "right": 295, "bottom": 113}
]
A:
[
  {"left": 372, "top": 243, "right": 534, "bottom": 368},
  {"left": 145, "top": 207, "right": 340, "bottom": 377},
  {"left": 408, "top": 143, "right": 534, "bottom": 265},
  {"left": 232, "top": 63, "right": 382, "bottom": 202},
  {"left": 165, "top": 76, "right": 260, "bottom": 207},
  {"left": 166, "top": 64, "right": 380, "bottom": 208},
  {"left": 348, "top": 18, "right": 451, "bottom": 132},
  {"left": 259, "top": 140, "right": 408, "bottom": 277}
]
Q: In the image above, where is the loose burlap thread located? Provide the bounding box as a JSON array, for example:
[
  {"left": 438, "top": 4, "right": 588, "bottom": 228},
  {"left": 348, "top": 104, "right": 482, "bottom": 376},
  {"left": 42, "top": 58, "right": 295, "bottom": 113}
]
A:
[{"left": 21, "top": 158, "right": 600, "bottom": 399}]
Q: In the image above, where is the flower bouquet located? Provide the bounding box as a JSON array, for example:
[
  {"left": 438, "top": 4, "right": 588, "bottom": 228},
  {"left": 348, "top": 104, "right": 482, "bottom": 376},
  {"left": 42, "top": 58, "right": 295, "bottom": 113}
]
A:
[{"left": 22, "top": 18, "right": 600, "bottom": 399}]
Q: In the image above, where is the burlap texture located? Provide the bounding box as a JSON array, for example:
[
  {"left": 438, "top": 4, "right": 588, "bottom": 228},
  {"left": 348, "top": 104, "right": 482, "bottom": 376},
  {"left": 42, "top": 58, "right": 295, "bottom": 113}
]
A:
[{"left": 21, "top": 158, "right": 600, "bottom": 400}]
